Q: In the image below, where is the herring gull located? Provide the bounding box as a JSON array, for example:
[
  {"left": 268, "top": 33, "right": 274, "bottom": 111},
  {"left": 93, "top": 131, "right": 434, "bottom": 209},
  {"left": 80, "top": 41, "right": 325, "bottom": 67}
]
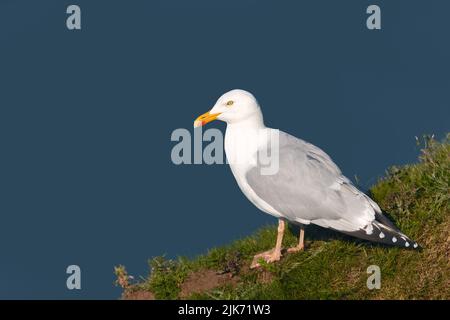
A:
[{"left": 194, "top": 89, "right": 419, "bottom": 268}]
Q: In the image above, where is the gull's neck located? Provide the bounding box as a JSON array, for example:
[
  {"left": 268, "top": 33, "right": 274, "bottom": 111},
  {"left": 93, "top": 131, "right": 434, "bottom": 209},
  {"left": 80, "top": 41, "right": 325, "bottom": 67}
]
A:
[
  {"left": 226, "top": 112, "right": 266, "bottom": 131},
  {"left": 224, "top": 112, "right": 267, "bottom": 170}
]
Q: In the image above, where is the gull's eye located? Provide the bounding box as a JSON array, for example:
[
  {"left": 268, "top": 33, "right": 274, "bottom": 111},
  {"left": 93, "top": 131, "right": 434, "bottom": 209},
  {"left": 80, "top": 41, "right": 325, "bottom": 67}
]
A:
[{"left": 226, "top": 100, "right": 234, "bottom": 106}]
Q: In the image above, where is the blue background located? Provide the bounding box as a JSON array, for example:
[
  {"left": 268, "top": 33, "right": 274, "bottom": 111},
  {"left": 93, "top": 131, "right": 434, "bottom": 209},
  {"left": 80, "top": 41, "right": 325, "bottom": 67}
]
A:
[{"left": 0, "top": 0, "right": 448, "bottom": 298}]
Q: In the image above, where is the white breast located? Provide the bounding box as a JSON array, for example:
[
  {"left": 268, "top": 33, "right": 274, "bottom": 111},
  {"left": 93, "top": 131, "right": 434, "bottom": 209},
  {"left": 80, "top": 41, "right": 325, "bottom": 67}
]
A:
[{"left": 224, "top": 125, "right": 283, "bottom": 218}]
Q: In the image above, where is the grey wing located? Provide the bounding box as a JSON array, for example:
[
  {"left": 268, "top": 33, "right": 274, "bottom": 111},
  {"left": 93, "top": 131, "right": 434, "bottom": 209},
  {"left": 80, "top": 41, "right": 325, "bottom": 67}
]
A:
[{"left": 245, "top": 131, "right": 379, "bottom": 232}]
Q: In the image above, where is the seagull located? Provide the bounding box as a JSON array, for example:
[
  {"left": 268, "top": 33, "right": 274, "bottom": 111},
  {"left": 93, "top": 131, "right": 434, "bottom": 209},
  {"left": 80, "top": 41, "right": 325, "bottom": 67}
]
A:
[{"left": 194, "top": 89, "right": 419, "bottom": 268}]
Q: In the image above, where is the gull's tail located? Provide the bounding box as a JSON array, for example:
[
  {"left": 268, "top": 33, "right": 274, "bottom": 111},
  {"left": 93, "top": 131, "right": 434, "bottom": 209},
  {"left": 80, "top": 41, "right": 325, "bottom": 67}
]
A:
[{"left": 340, "top": 213, "right": 421, "bottom": 249}]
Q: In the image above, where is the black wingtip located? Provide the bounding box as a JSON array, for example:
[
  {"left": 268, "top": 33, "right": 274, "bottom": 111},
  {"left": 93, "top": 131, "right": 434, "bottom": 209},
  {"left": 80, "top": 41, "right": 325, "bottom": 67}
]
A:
[{"left": 340, "top": 221, "right": 421, "bottom": 250}]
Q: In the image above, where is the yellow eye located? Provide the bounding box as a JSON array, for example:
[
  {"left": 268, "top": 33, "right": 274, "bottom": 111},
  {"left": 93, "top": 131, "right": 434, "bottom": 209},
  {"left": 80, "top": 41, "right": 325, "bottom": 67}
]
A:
[{"left": 226, "top": 100, "right": 234, "bottom": 106}]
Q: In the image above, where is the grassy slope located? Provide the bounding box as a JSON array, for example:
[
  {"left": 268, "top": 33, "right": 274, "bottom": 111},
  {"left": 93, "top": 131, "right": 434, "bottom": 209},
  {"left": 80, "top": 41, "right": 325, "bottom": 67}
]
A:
[{"left": 118, "top": 134, "right": 449, "bottom": 300}]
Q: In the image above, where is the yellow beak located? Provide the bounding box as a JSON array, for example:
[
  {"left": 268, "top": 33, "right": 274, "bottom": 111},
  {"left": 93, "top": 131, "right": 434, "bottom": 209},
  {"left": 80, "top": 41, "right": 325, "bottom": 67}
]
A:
[{"left": 193, "top": 111, "right": 221, "bottom": 128}]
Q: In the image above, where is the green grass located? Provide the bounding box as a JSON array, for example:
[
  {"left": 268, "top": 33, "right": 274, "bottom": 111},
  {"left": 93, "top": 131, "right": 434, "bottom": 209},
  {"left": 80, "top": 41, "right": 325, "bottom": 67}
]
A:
[{"left": 117, "top": 134, "right": 450, "bottom": 300}]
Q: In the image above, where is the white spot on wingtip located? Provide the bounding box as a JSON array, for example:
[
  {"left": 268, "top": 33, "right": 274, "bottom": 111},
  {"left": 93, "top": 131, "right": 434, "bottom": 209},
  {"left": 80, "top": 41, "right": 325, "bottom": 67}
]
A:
[
  {"left": 413, "top": 243, "right": 418, "bottom": 248},
  {"left": 405, "top": 242, "right": 410, "bottom": 247},
  {"left": 379, "top": 232, "right": 385, "bottom": 239},
  {"left": 392, "top": 237, "right": 397, "bottom": 243},
  {"left": 364, "top": 224, "right": 373, "bottom": 235}
]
